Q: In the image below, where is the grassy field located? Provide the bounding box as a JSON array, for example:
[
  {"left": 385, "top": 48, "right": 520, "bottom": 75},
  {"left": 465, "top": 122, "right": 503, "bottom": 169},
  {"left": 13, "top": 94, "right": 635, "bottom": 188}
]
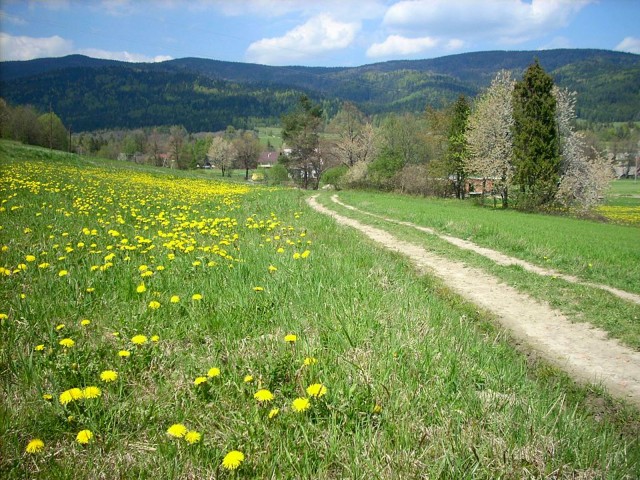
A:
[{"left": 1, "top": 141, "right": 639, "bottom": 478}]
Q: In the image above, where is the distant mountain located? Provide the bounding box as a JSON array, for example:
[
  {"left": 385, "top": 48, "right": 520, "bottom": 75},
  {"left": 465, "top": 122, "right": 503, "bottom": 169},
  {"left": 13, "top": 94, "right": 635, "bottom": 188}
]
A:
[{"left": 1, "top": 49, "right": 638, "bottom": 132}]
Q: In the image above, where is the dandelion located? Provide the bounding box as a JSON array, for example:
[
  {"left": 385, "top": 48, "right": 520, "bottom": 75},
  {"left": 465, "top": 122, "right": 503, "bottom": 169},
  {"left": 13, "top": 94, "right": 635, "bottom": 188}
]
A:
[
  {"left": 167, "top": 423, "right": 188, "bottom": 438},
  {"left": 372, "top": 404, "right": 382, "bottom": 414},
  {"left": 100, "top": 370, "right": 118, "bottom": 382},
  {"left": 0, "top": 313, "right": 8, "bottom": 321},
  {"left": 43, "top": 394, "right": 53, "bottom": 401},
  {"left": 38, "top": 262, "right": 50, "bottom": 268},
  {"left": 59, "top": 388, "right": 84, "bottom": 405},
  {"left": 136, "top": 283, "right": 146, "bottom": 293},
  {"left": 56, "top": 324, "right": 65, "bottom": 331},
  {"left": 83, "top": 386, "right": 101, "bottom": 399},
  {"left": 292, "top": 397, "right": 310, "bottom": 412},
  {"left": 76, "top": 429, "right": 93, "bottom": 445},
  {"left": 284, "top": 334, "right": 297, "bottom": 343},
  {"left": 306, "top": 383, "right": 327, "bottom": 398},
  {"left": 59, "top": 338, "right": 75, "bottom": 348},
  {"left": 192, "top": 293, "right": 202, "bottom": 301},
  {"left": 222, "top": 450, "right": 245, "bottom": 470},
  {"left": 194, "top": 376, "right": 208, "bottom": 386},
  {"left": 277, "top": 247, "right": 284, "bottom": 253},
  {"left": 303, "top": 357, "right": 317, "bottom": 366},
  {"left": 148, "top": 301, "right": 161, "bottom": 310},
  {"left": 58, "top": 269, "right": 68, "bottom": 277},
  {"left": 151, "top": 335, "right": 160, "bottom": 342},
  {"left": 170, "top": 295, "right": 180, "bottom": 303},
  {"left": 185, "top": 430, "right": 202, "bottom": 444},
  {"left": 141, "top": 270, "right": 153, "bottom": 278},
  {"left": 131, "top": 334, "right": 148, "bottom": 345},
  {"left": 268, "top": 408, "right": 279, "bottom": 419},
  {"left": 254, "top": 389, "right": 274, "bottom": 403},
  {"left": 207, "top": 367, "right": 221, "bottom": 378},
  {"left": 80, "top": 319, "right": 91, "bottom": 326},
  {"left": 25, "top": 255, "right": 36, "bottom": 262},
  {"left": 293, "top": 252, "right": 301, "bottom": 260},
  {"left": 244, "top": 375, "right": 253, "bottom": 383},
  {"left": 268, "top": 265, "right": 277, "bottom": 273},
  {"left": 253, "top": 286, "right": 264, "bottom": 292},
  {"left": 35, "top": 344, "right": 45, "bottom": 351},
  {"left": 25, "top": 439, "right": 44, "bottom": 454},
  {"left": 118, "top": 350, "right": 131, "bottom": 358}
]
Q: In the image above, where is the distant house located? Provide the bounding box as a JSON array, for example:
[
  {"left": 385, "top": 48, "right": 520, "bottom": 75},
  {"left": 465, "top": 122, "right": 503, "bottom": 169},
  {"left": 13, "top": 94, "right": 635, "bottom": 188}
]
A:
[{"left": 258, "top": 150, "right": 279, "bottom": 168}]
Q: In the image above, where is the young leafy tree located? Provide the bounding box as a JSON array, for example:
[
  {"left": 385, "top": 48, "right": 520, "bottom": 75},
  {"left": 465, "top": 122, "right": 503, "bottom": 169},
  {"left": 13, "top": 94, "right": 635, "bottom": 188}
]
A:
[
  {"left": 465, "top": 70, "right": 515, "bottom": 207},
  {"left": 326, "top": 102, "right": 377, "bottom": 167},
  {"left": 281, "top": 95, "right": 323, "bottom": 189},
  {"left": 446, "top": 95, "right": 471, "bottom": 199},
  {"left": 512, "top": 60, "right": 560, "bottom": 207},
  {"left": 233, "top": 131, "right": 262, "bottom": 180},
  {"left": 168, "top": 125, "right": 187, "bottom": 169}
]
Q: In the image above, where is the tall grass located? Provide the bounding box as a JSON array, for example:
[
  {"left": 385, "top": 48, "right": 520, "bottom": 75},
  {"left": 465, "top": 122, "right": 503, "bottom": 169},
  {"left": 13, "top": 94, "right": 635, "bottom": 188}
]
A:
[{"left": 1, "top": 141, "right": 639, "bottom": 478}]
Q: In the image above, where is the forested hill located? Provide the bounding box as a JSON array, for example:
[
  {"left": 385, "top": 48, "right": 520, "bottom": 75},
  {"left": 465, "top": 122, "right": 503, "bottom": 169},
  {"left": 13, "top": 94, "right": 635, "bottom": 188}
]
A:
[{"left": 1, "top": 49, "right": 638, "bottom": 132}]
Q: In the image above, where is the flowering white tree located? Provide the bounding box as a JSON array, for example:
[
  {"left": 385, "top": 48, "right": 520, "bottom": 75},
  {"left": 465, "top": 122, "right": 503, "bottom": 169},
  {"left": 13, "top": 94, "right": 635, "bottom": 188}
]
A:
[
  {"left": 207, "top": 136, "right": 236, "bottom": 177},
  {"left": 553, "top": 86, "right": 614, "bottom": 210},
  {"left": 465, "top": 70, "right": 515, "bottom": 207}
]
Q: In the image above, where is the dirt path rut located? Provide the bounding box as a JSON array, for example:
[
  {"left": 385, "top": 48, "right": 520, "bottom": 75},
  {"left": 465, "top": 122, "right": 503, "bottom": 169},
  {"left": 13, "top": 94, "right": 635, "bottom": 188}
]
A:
[{"left": 308, "top": 195, "right": 640, "bottom": 408}]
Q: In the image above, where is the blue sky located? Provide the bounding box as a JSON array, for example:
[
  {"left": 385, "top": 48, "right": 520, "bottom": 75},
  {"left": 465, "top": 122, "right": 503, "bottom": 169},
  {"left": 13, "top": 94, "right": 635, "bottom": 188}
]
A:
[{"left": 1, "top": 0, "right": 639, "bottom": 66}]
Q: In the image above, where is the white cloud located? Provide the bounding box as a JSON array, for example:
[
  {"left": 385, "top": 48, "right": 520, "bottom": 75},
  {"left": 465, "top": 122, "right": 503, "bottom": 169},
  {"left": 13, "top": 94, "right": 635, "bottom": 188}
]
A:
[
  {"left": 367, "top": 35, "right": 438, "bottom": 58},
  {"left": 445, "top": 38, "right": 464, "bottom": 50},
  {"left": 246, "top": 14, "right": 359, "bottom": 65},
  {"left": 213, "top": 0, "right": 385, "bottom": 19},
  {"left": 615, "top": 37, "right": 640, "bottom": 55},
  {"left": 0, "top": 33, "right": 72, "bottom": 61},
  {"left": 0, "top": 10, "right": 27, "bottom": 25},
  {"left": 382, "top": 0, "right": 590, "bottom": 44},
  {"left": 0, "top": 33, "right": 171, "bottom": 62}
]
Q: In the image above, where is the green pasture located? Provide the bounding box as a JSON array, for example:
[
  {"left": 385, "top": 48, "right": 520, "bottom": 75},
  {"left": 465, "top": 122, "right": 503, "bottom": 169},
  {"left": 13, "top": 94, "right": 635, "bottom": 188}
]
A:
[{"left": 0, "top": 141, "right": 639, "bottom": 478}]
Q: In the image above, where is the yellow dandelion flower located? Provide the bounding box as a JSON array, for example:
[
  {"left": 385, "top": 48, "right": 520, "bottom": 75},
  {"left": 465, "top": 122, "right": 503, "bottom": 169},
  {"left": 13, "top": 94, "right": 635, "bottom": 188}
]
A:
[
  {"left": 80, "top": 319, "right": 91, "bottom": 326},
  {"left": 59, "top": 390, "right": 73, "bottom": 405},
  {"left": 112, "top": 331, "right": 119, "bottom": 336},
  {"left": 222, "top": 450, "right": 244, "bottom": 470},
  {"left": 131, "top": 334, "right": 148, "bottom": 345},
  {"left": 192, "top": 293, "right": 202, "bottom": 301},
  {"left": 56, "top": 324, "right": 65, "bottom": 330},
  {"left": 185, "top": 430, "right": 201, "bottom": 444},
  {"left": 100, "top": 370, "right": 118, "bottom": 382},
  {"left": 86, "top": 287, "right": 95, "bottom": 292},
  {"left": 277, "top": 247, "right": 284, "bottom": 253},
  {"left": 83, "top": 386, "right": 101, "bottom": 399},
  {"left": 58, "top": 269, "right": 68, "bottom": 277},
  {"left": 140, "top": 270, "right": 153, "bottom": 277},
  {"left": 138, "top": 265, "right": 148, "bottom": 272},
  {"left": 118, "top": 350, "right": 131, "bottom": 357},
  {"left": 292, "top": 397, "right": 310, "bottom": 412},
  {"left": 303, "top": 357, "right": 317, "bottom": 366},
  {"left": 136, "top": 283, "right": 146, "bottom": 293},
  {"left": 207, "top": 367, "right": 220, "bottom": 378},
  {"left": 268, "top": 265, "right": 277, "bottom": 273},
  {"left": 170, "top": 295, "right": 180, "bottom": 303},
  {"left": 151, "top": 335, "right": 160, "bottom": 342},
  {"left": 148, "top": 301, "right": 161, "bottom": 310},
  {"left": 306, "top": 383, "right": 327, "bottom": 398},
  {"left": 35, "top": 344, "right": 45, "bottom": 351},
  {"left": 268, "top": 408, "right": 279, "bottom": 419},
  {"left": 76, "top": 429, "right": 93, "bottom": 445},
  {"left": 59, "top": 338, "right": 75, "bottom": 348},
  {"left": 156, "top": 265, "right": 165, "bottom": 271},
  {"left": 38, "top": 262, "right": 50, "bottom": 268},
  {"left": 293, "top": 252, "right": 301, "bottom": 260},
  {"left": 284, "top": 334, "right": 297, "bottom": 343},
  {"left": 167, "top": 423, "right": 188, "bottom": 438},
  {"left": 25, "top": 255, "right": 36, "bottom": 262},
  {"left": 0, "top": 313, "right": 8, "bottom": 320},
  {"left": 192, "top": 260, "right": 201, "bottom": 266},
  {"left": 253, "top": 286, "right": 264, "bottom": 292},
  {"left": 301, "top": 250, "right": 310, "bottom": 259},
  {"left": 372, "top": 403, "right": 382, "bottom": 414},
  {"left": 244, "top": 375, "right": 253, "bottom": 383},
  {"left": 194, "top": 376, "right": 208, "bottom": 386},
  {"left": 25, "top": 439, "right": 44, "bottom": 454},
  {"left": 253, "top": 389, "right": 274, "bottom": 402},
  {"left": 43, "top": 393, "right": 53, "bottom": 401}
]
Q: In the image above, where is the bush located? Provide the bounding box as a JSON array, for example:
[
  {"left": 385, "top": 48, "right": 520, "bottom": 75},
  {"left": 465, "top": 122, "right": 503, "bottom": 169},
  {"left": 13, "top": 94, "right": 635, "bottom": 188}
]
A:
[
  {"left": 263, "top": 163, "right": 290, "bottom": 186},
  {"left": 321, "top": 165, "right": 348, "bottom": 190}
]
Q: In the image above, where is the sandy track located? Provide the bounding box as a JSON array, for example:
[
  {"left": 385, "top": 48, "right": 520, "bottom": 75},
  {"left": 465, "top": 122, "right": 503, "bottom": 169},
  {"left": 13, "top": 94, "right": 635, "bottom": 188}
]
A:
[
  {"left": 308, "top": 195, "right": 640, "bottom": 408},
  {"left": 330, "top": 195, "right": 640, "bottom": 306}
]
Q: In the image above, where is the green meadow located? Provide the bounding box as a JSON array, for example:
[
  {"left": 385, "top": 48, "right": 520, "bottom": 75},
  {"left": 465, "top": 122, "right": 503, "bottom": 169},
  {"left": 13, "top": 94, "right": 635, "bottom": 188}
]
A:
[{"left": 1, "top": 141, "right": 639, "bottom": 479}]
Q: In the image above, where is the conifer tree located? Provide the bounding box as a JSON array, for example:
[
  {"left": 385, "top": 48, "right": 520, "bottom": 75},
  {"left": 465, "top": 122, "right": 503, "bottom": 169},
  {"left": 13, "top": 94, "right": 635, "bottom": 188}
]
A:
[
  {"left": 512, "top": 60, "right": 560, "bottom": 207},
  {"left": 446, "top": 95, "right": 471, "bottom": 199}
]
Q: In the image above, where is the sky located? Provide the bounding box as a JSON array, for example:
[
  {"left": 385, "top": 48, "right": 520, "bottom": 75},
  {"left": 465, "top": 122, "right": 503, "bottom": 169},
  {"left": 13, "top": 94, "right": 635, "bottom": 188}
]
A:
[{"left": 0, "top": 0, "right": 639, "bottom": 67}]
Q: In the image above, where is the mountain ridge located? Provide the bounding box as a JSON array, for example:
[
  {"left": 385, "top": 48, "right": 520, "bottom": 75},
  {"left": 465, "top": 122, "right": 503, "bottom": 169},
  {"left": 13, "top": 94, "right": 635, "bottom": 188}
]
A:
[{"left": 1, "top": 49, "right": 638, "bottom": 131}]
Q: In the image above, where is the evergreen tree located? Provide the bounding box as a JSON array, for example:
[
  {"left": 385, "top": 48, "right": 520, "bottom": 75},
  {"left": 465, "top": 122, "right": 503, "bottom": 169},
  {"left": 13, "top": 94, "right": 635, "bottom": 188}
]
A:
[
  {"left": 446, "top": 95, "right": 471, "bottom": 199},
  {"left": 512, "top": 60, "right": 560, "bottom": 207}
]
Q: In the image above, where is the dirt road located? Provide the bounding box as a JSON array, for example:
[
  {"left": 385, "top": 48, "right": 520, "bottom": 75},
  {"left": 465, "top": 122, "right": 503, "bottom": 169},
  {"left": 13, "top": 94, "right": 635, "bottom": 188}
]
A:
[{"left": 308, "top": 195, "right": 640, "bottom": 408}]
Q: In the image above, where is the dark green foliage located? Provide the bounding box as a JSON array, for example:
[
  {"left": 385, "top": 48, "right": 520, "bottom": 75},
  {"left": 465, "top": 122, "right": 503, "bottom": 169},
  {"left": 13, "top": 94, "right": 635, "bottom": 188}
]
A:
[
  {"left": 446, "top": 95, "right": 470, "bottom": 199},
  {"left": 512, "top": 60, "right": 560, "bottom": 207},
  {"left": 321, "top": 165, "right": 348, "bottom": 189}
]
